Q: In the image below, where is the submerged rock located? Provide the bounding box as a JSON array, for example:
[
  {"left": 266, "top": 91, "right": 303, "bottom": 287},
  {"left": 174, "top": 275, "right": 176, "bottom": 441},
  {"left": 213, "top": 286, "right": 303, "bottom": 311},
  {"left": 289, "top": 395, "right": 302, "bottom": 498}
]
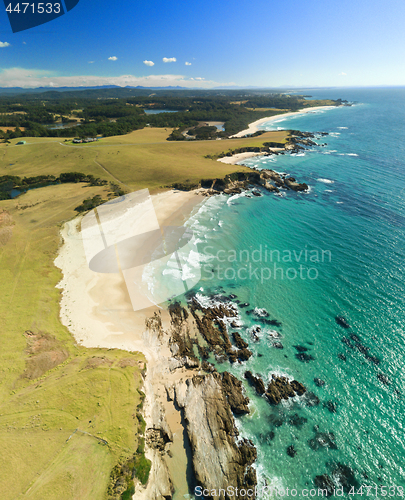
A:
[
  {"left": 293, "top": 345, "right": 309, "bottom": 352},
  {"left": 335, "top": 316, "right": 350, "bottom": 328},
  {"left": 288, "top": 413, "right": 308, "bottom": 429},
  {"left": 323, "top": 400, "right": 338, "bottom": 413},
  {"left": 308, "top": 431, "right": 338, "bottom": 451},
  {"left": 304, "top": 392, "right": 320, "bottom": 407},
  {"left": 377, "top": 373, "right": 391, "bottom": 386},
  {"left": 295, "top": 352, "right": 315, "bottom": 362},
  {"left": 314, "top": 474, "right": 335, "bottom": 496},
  {"left": 341, "top": 336, "right": 354, "bottom": 348},
  {"left": 314, "top": 378, "right": 326, "bottom": 387},
  {"left": 332, "top": 463, "right": 360, "bottom": 492},
  {"left": 287, "top": 445, "right": 297, "bottom": 457}
]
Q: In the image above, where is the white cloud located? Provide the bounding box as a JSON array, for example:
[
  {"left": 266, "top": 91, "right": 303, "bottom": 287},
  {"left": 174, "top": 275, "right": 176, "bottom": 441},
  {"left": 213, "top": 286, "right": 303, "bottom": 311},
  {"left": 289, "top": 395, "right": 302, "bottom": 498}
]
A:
[
  {"left": 0, "top": 42, "right": 11, "bottom": 48},
  {"left": 108, "top": 56, "right": 118, "bottom": 61},
  {"left": 195, "top": 77, "right": 204, "bottom": 80},
  {"left": 185, "top": 62, "right": 192, "bottom": 66},
  {"left": 143, "top": 60, "right": 155, "bottom": 67},
  {"left": 88, "top": 61, "right": 95, "bottom": 64},
  {"left": 0, "top": 67, "right": 234, "bottom": 89},
  {"left": 163, "top": 57, "right": 176, "bottom": 63},
  {"left": 339, "top": 72, "right": 347, "bottom": 76},
  {"left": 23, "top": 42, "right": 26, "bottom": 45}
]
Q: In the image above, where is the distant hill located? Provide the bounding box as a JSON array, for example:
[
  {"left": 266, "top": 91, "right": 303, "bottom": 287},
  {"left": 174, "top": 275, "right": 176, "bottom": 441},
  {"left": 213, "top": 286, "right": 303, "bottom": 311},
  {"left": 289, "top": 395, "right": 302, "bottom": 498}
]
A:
[{"left": 0, "top": 85, "right": 191, "bottom": 96}]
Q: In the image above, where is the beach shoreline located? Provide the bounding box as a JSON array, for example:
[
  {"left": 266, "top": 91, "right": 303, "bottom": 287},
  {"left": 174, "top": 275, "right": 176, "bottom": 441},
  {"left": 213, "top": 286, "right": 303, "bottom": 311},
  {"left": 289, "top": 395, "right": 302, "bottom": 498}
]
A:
[
  {"left": 54, "top": 188, "right": 206, "bottom": 500},
  {"left": 231, "top": 105, "right": 337, "bottom": 138}
]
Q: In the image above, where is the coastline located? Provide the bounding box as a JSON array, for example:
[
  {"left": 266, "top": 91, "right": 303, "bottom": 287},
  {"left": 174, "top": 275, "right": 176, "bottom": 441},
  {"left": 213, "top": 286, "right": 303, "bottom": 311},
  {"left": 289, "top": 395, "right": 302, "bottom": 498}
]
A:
[
  {"left": 53, "top": 106, "right": 333, "bottom": 499},
  {"left": 230, "top": 105, "right": 337, "bottom": 138},
  {"left": 55, "top": 189, "right": 208, "bottom": 499},
  {"left": 55, "top": 188, "right": 204, "bottom": 360}
]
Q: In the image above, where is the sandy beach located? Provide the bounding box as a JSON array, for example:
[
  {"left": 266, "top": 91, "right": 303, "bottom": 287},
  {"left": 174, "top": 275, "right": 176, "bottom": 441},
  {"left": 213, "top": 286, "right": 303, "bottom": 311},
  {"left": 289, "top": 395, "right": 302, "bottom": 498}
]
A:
[
  {"left": 231, "top": 105, "right": 337, "bottom": 138},
  {"left": 217, "top": 150, "right": 285, "bottom": 165},
  {"left": 55, "top": 188, "right": 204, "bottom": 359}
]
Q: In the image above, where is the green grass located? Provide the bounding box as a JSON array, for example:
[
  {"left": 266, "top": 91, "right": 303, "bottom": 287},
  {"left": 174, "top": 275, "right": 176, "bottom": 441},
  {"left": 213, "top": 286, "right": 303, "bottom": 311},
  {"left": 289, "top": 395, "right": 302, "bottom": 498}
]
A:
[
  {"left": 1, "top": 128, "right": 289, "bottom": 193},
  {"left": 0, "top": 185, "right": 146, "bottom": 500}
]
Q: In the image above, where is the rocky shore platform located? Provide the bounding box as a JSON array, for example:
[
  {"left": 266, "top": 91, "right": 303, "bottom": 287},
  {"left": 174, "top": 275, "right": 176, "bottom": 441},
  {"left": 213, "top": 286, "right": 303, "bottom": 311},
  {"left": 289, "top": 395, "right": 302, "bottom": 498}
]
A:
[
  {"left": 193, "top": 130, "right": 329, "bottom": 197},
  {"left": 136, "top": 294, "right": 309, "bottom": 500}
]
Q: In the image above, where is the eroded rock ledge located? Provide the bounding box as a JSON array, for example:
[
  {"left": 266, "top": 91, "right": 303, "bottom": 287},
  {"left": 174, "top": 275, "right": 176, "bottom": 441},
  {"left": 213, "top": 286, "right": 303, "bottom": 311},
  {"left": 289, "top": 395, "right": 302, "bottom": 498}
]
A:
[{"left": 174, "top": 372, "right": 257, "bottom": 500}]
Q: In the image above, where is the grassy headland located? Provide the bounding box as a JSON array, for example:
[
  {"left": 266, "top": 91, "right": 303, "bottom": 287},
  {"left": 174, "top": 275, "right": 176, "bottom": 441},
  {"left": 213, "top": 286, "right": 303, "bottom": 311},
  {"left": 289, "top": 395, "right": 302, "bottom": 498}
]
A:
[{"left": 0, "top": 184, "right": 147, "bottom": 500}]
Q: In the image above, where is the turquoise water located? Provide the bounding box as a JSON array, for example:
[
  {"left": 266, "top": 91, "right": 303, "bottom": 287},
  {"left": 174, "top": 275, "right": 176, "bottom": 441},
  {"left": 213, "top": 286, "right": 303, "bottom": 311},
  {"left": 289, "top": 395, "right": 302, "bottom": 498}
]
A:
[{"left": 181, "top": 89, "right": 405, "bottom": 496}]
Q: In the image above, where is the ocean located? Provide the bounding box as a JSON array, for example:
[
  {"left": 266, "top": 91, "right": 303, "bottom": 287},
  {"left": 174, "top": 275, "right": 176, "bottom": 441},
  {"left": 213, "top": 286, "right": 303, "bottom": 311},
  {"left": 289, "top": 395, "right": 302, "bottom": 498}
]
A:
[{"left": 174, "top": 88, "right": 405, "bottom": 497}]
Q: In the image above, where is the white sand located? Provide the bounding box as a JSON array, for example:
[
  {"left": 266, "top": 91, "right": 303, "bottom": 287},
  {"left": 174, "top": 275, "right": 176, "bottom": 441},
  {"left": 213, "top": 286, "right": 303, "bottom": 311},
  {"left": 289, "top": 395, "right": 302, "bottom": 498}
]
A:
[
  {"left": 54, "top": 189, "right": 204, "bottom": 361},
  {"left": 217, "top": 150, "right": 284, "bottom": 165},
  {"left": 231, "top": 105, "right": 337, "bottom": 138}
]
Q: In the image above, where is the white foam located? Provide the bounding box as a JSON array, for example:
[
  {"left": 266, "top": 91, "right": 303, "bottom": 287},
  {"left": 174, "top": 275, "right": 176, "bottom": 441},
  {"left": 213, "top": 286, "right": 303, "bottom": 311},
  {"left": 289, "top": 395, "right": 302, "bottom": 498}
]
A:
[
  {"left": 254, "top": 307, "right": 269, "bottom": 317},
  {"left": 317, "top": 178, "right": 334, "bottom": 184},
  {"left": 337, "top": 126, "right": 348, "bottom": 129}
]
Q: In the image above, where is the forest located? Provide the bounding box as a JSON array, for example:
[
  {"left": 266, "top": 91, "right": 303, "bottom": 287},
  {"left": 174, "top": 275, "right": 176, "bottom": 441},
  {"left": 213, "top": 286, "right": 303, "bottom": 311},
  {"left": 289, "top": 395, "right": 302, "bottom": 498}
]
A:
[{"left": 0, "top": 88, "right": 341, "bottom": 141}]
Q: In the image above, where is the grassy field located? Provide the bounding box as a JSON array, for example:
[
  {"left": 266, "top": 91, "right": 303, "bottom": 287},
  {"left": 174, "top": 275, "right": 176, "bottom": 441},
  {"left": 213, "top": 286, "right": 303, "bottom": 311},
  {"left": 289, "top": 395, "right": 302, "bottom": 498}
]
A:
[
  {"left": 0, "top": 126, "right": 290, "bottom": 499},
  {"left": 0, "top": 185, "right": 146, "bottom": 500},
  {"left": 1, "top": 128, "right": 289, "bottom": 193}
]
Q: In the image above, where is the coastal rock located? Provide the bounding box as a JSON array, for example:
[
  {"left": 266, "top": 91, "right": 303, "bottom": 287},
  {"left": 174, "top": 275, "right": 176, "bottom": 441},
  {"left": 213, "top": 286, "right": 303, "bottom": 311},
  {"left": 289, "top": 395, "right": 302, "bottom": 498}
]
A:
[
  {"left": 265, "top": 375, "right": 306, "bottom": 405},
  {"left": 290, "top": 380, "right": 307, "bottom": 396},
  {"left": 244, "top": 371, "right": 266, "bottom": 395},
  {"left": 221, "top": 371, "right": 250, "bottom": 415},
  {"left": 232, "top": 331, "right": 249, "bottom": 349},
  {"left": 237, "top": 348, "right": 253, "bottom": 362},
  {"left": 145, "top": 451, "right": 175, "bottom": 500},
  {"left": 174, "top": 373, "right": 257, "bottom": 499},
  {"left": 146, "top": 427, "right": 173, "bottom": 452}
]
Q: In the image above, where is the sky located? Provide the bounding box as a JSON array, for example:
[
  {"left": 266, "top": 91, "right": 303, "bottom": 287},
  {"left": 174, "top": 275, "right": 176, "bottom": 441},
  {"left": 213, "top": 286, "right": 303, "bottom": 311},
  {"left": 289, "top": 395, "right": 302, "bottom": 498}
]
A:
[{"left": 0, "top": 0, "right": 404, "bottom": 88}]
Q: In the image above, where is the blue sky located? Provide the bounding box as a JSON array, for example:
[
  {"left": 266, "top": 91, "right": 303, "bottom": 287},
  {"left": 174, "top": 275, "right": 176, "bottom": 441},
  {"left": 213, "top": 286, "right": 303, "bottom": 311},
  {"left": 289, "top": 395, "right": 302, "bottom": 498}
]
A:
[{"left": 0, "top": 0, "right": 404, "bottom": 88}]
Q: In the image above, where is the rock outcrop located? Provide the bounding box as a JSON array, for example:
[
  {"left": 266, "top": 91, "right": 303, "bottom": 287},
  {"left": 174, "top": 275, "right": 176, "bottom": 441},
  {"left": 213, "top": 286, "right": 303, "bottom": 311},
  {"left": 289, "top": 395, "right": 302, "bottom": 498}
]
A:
[
  {"left": 174, "top": 373, "right": 257, "bottom": 499},
  {"left": 244, "top": 371, "right": 266, "bottom": 395},
  {"left": 265, "top": 375, "right": 307, "bottom": 405},
  {"left": 221, "top": 371, "right": 250, "bottom": 415}
]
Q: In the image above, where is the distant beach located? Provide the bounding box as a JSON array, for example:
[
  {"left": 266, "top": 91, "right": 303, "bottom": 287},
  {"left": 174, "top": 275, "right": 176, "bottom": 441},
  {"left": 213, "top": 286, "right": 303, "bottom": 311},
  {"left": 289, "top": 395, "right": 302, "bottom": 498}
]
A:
[{"left": 231, "top": 105, "right": 337, "bottom": 138}]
